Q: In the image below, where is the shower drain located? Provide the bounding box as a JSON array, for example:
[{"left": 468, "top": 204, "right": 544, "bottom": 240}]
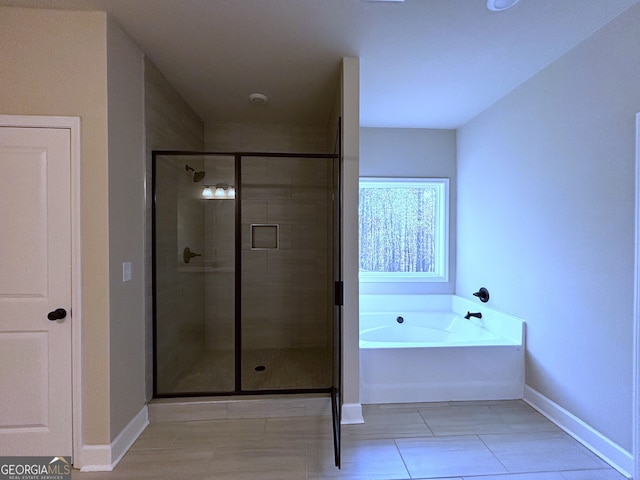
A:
[{"left": 254, "top": 365, "right": 266, "bottom": 372}]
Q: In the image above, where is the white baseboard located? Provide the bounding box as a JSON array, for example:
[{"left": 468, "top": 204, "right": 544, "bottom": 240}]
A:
[
  {"left": 341, "top": 403, "right": 364, "bottom": 424},
  {"left": 76, "top": 405, "right": 148, "bottom": 472},
  {"left": 75, "top": 444, "right": 113, "bottom": 472},
  {"left": 523, "top": 385, "right": 632, "bottom": 479}
]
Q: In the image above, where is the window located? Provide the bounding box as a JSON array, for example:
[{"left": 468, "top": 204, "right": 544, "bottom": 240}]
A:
[{"left": 359, "top": 177, "right": 449, "bottom": 282}]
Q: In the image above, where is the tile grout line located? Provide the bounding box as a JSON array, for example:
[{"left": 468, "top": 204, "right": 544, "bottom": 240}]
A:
[
  {"left": 417, "top": 407, "right": 436, "bottom": 437},
  {"left": 476, "top": 433, "right": 511, "bottom": 475},
  {"left": 392, "top": 437, "right": 414, "bottom": 480}
]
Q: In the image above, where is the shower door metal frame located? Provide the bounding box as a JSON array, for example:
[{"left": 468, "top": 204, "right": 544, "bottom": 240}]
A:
[
  {"left": 152, "top": 150, "right": 340, "bottom": 398},
  {"left": 330, "top": 117, "right": 344, "bottom": 469}
]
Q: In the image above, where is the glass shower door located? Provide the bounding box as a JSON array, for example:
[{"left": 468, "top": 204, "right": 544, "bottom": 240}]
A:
[
  {"left": 153, "top": 151, "right": 338, "bottom": 397},
  {"left": 153, "top": 153, "right": 236, "bottom": 396},
  {"left": 240, "top": 155, "right": 334, "bottom": 392}
]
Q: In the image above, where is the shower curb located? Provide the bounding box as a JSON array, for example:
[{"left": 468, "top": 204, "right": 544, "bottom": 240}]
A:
[{"left": 148, "top": 394, "right": 331, "bottom": 422}]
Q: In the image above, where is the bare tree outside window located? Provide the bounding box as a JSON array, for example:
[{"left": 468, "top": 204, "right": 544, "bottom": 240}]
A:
[{"left": 359, "top": 178, "right": 449, "bottom": 282}]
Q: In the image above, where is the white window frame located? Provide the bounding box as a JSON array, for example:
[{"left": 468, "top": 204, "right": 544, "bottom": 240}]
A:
[{"left": 359, "top": 177, "right": 449, "bottom": 283}]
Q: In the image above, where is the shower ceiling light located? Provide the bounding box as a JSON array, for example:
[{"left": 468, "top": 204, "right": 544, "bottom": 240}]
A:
[{"left": 487, "top": 0, "right": 520, "bottom": 11}]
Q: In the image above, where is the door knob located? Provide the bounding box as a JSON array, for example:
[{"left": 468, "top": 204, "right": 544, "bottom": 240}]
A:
[{"left": 47, "top": 308, "right": 67, "bottom": 321}]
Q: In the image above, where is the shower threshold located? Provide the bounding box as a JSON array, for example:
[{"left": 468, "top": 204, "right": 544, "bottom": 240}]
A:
[{"left": 148, "top": 393, "right": 332, "bottom": 423}]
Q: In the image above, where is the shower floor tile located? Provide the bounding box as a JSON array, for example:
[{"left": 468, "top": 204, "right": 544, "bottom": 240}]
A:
[
  {"left": 242, "top": 347, "right": 332, "bottom": 391},
  {"left": 171, "top": 349, "right": 234, "bottom": 393},
  {"left": 167, "top": 347, "right": 331, "bottom": 394}
]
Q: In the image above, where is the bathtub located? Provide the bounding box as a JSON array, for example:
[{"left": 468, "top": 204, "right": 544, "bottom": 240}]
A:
[{"left": 360, "top": 295, "right": 525, "bottom": 404}]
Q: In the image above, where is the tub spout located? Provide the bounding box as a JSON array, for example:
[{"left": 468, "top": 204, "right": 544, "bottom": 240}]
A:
[{"left": 464, "top": 311, "right": 482, "bottom": 320}]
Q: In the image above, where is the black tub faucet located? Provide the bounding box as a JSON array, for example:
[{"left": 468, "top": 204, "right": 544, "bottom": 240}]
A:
[
  {"left": 473, "top": 287, "right": 490, "bottom": 303},
  {"left": 464, "top": 311, "right": 482, "bottom": 320}
]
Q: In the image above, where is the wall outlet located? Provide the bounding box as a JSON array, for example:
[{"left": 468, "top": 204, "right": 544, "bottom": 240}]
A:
[{"left": 122, "top": 262, "right": 132, "bottom": 282}]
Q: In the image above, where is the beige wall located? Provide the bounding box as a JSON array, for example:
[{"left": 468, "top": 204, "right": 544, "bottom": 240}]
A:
[
  {"left": 0, "top": 7, "right": 111, "bottom": 445},
  {"left": 107, "top": 18, "right": 146, "bottom": 439}
]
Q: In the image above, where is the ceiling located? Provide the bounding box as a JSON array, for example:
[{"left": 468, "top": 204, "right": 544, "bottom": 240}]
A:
[{"left": 2, "top": 0, "right": 639, "bottom": 128}]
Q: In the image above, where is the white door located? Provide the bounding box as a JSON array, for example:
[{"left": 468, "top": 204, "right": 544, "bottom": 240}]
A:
[{"left": 0, "top": 126, "right": 72, "bottom": 456}]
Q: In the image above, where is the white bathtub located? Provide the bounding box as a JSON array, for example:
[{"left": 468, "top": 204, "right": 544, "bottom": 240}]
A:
[{"left": 359, "top": 295, "right": 525, "bottom": 404}]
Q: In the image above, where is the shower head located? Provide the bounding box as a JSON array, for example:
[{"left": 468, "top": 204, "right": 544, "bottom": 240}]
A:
[{"left": 185, "top": 164, "right": 206, "bottom": 183}]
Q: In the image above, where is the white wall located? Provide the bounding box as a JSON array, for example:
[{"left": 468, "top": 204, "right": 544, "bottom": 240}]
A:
[
  {"left": 360, "top": 128, "right": 457, "bottom": 295},
  {"left": 341, "top": 58, "right": 361, "bottom": 412},
  {"left": 107, "top": 18, "right": 146, "bottom": 439},
  {"left": 457, "top": 3, "right": 640, "bottom": 453}
]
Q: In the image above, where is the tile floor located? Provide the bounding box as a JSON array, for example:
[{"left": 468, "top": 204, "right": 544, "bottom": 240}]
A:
[{"left": 72, "top": 400, "right": 628, "bottom": 480}]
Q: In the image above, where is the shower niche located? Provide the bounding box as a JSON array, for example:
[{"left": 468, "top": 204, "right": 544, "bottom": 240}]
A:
[{"left": 152, "top": 151, "right": 340, "bottom": 397}]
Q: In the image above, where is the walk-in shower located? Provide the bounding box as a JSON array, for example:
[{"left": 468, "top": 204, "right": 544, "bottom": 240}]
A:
[{"left": 152, "top": 151, "right": 341, "bottom": 397}]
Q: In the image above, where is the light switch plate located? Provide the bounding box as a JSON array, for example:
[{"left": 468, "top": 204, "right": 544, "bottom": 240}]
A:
[{"left": 122, "top": 262, "right": 132, "bottom": 282}]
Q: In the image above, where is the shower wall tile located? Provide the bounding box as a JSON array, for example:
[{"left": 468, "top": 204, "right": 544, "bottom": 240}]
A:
[
  {"left": 291, "top": 185, "right": 332, "bottom": 200},
  {"left": 242, "top": 318, "right": 327, "bottom": 350},
  {"left": 205, "top": 123, "right": 330, "bottom": 153},
  {"left": 265, "top": 250, "right": 328, "bottom": 281},
  {"left": 273, "top": 158, "right": 329, "bottom": 185},
  {"left": 241, "top": 202, "right": 268, "bottom": 225},
  {"left": 240, "top": 282, "right": 272, "bottom": 318},
  {"left": 266, "top": 200, "right": 319, "bottom": 224},
  {"left": 155, "top": 269, "right": 206, "bottom": 391},
  {"left": 204, "top": 124, "right": 242, "bottom": 152},
  {"left": 241, "top": 250, "right": 268, "bottom": 282},
  {"left": 203, "top": 155, "right": 235, "bottom": 188},
  {"left": 277, "top": 223, "right": 329, "bottom": 251},
  {"left": 205, "top": 271, "right": 235, "bottom": 352},
  {"left": 240, "top": 156, "right": 333, "bottom": 351},
  {"left": 290, "top": 125, "right": 332, "bottom": 153},
  {"left": 240, "top": 157, "right": 267, "bottom": 177},
  {"left": 203, "top": 123, "right": 334, "bottom": 358},
  {"left": 241, "top": 124, "right": 291, "bottom": 152},
  {"left": 242, "top": 185, "right": 291, "bottom": 201},
  {"left": 145, "top": 57, "right": 204, "bottom": 397},
  {"left": 201, "top": 163, "right": 236, "bottom": 353},
  {"left": 204, "top": 202, "right": 235, "bottom": 257}
]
